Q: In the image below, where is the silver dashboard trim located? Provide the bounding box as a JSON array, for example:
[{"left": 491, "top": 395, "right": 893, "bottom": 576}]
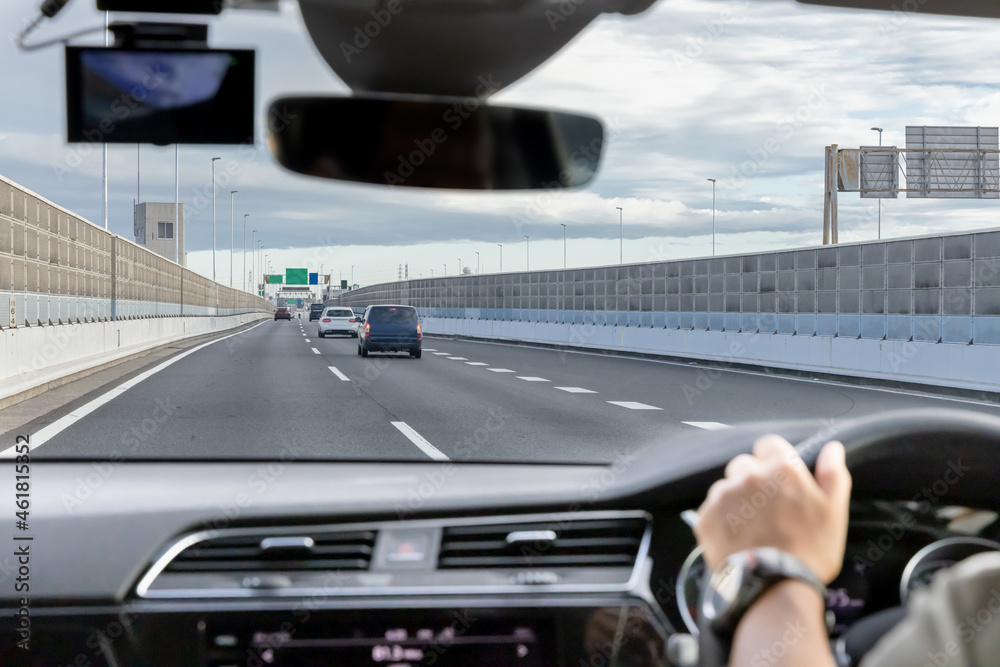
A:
[
  {"left": 676, "top": 545, "right": 704, "bottom": 635},
  {"left": 135, "top": 510, "right": 653, "bottom": 600}
]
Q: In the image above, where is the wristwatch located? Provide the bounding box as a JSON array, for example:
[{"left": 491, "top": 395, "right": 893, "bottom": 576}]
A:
[{"left": 701, "top": 547, "right": 826, "bottom": 636}]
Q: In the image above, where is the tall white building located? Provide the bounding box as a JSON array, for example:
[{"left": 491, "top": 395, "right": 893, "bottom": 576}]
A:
[{"left": 134, "top": 202, "right": 185, "bottom": 266}]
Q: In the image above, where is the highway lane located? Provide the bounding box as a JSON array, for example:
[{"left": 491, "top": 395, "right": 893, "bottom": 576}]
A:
[{"left": 12, "top": 316, "right": 1000, "bottom": 462}]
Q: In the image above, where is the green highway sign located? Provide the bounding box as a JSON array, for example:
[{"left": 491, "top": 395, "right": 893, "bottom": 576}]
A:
[
  {"left": 286, "top": 268, "right": 308, "bottom": 285},
  {"left": 341, "top": 279, "right": 348, "bottom": 289},
  {"left": 265, "top": 274, "right": 283, "bottom": 284}
]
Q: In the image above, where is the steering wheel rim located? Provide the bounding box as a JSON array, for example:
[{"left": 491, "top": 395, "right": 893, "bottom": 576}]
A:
[
  {"left": 696, "top": 407, "right": 1000, "bottom": 667},
  {"left": 794, "top": 408, "right": 1000, "bottom": 470}
]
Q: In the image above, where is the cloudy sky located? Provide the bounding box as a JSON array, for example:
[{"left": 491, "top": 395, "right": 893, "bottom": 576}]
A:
[{"left": 2, "top": 0, "right": 1000, "bottom": 288}]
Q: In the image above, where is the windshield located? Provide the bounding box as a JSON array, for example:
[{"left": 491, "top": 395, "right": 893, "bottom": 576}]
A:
[
  {"left": 2, "top": 1, "right": 1000, "bottom": 466},
  {"left": 367, "top": 307, "right": 418, "bottom": 324}
]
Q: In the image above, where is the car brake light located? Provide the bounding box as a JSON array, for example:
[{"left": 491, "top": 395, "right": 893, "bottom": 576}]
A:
[
  {"left": 322, "top": 318, "right": 331, "bottom": 322},
  {"left": 349, "top": 318, "right": 356, "bottom": 322},
  {"left": 416, "top": 323, "right": 422, "bottom": 339},
  {"left": 365, "top": 322, "right": 370, "bottom": 337}
]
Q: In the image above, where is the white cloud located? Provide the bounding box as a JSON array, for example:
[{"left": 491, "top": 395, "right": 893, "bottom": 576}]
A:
[{"left": 2, "top": 0, "right": 1000, "bottom": 285}]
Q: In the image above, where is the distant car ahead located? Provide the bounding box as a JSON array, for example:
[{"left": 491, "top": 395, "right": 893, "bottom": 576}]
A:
[
  {"left": 274, "top": 307, "right": 292, "bottom": 321},
  {"left": 358, "top": 305, "right": 421, "bottom": 358},
  {"left": 317, "top": 307, "right": 358, "bottom": 338},
  {"left": 308, "top": 303, "right": 325, "bottom": 321}
]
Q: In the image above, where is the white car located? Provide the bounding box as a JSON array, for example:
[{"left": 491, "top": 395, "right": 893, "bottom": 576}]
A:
[{"left": 317, "top": 307, "right": 358, "bottom": 338}]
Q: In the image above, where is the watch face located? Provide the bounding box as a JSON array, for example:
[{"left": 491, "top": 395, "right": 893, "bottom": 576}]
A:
[{"left": 703, "top": 557, "right": 745, "bottom": 621}]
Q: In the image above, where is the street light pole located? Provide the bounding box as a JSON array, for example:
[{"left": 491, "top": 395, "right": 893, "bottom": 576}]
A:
[
  {"left": 251, "top": 229, "right": 257, "bottom": 292},
  {"left": 173, "top": 144, "right": 178, "bottom": 263},
  {"left": 229, "top": 190, "right": 237, "bottom": 288},
  {"left": 211, "top": 157, "right": 220, "bottom": 282},
  {"left": 498, "top": 244, "right": 503, "bottom": 273},
  {"left": 707, "top": 179, "right": 716, "bottom": 256},
  {"left": 560, "top": 223, "right": 566, "bottom": 268},
  {"left": 524, "top": 235, "right": 529, "bottom": 271},
  {"left": 871, "top": 127, "right": 883, "bottom": 240},
  {"left": 458, "top": 258, "right": 462, "bottom": 275},
  {"left": 616, "top": 207, "right": 623, "bottom": 264},
  {"left": 102, "top": 9, "right": 109, "bottom": 230},
  {"left": 475, "top": 251, "right": 480, "bottom": 274},
  {"left": 351, "top": 265, "right": 355, "bottom": 287},
  {"left": 243, "top": 214, "right": 249, "bottom": 292}
]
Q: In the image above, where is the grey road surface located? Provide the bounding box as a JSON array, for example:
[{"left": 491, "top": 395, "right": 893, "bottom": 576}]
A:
[{"left": 16, "top": 318, "right": 1000, "bottom": 462}]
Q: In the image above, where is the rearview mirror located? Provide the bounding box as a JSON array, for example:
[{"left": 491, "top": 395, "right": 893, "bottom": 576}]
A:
[{"left": 267, "top": 96, "right": 604, "bottom": 190}]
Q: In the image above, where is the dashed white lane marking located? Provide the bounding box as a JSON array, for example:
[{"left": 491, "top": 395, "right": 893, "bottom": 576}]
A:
[
  {"left": 447, "top": 357, "right": 468, "bottom": 361},
  {"left": 304, "top": 339, "right": 312, "bottom": 343},
  {"left": 555, "top": 387, "right": 597, "bottom": 394},
  {"left": 432, "top": 352, "right": 451, "bottom": 356},
  {"left": 0, "top": 320, "right": 268, "bottom": 457},
  {"left": 465, "top": 362, "right": 489, "bottom": 366},
  {"left": 423, "top": 348, "right": 437, "bottom": 351},
  {"left": 311, "top": 347, "right": 321, "bottom": 354},
  {"left": 517, "top": 376, "right": 550, "bottom": 382},
  {"left": 607, "top": 401, "right": 662, "bottom": 410},
  {"left": 488, "top": 368, "right": 516, "bottom": 373},
  {"left": 683, "top": 421, "right": 732, "bottom": 430},
  {"left": 391, "top": 422, "right": 450, "bottom": 461},
  {"left": 328, "top": 366, "right": 350, "bottom": 382}
]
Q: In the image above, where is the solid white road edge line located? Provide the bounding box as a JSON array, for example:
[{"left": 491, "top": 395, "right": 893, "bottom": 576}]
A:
[
  {"left": 0, "top": 320, "right": 268, "bottom": 457},
  {"left": 391, "top": 421, "right": 450, "bottom": 461}
]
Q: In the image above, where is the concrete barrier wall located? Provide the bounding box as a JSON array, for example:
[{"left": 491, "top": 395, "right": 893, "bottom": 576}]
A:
[
  {"left": 0, "top": 174, "right": 271, "bottom": 327},
  {"left": 340, "top": 229, "right": 1000, "bottom": 394},
  {"left": 0, "top": 312, "right": 269, "bottom": 405}
]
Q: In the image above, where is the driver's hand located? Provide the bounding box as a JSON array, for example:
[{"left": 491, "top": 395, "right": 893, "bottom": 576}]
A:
[{"left": 694, "top": 436, "right": 852, "bottom": 583}]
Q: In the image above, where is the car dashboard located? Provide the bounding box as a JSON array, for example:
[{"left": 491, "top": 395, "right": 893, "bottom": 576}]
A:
[{"left": 4, "top": 422, "right": 1000, "bottom": 667}]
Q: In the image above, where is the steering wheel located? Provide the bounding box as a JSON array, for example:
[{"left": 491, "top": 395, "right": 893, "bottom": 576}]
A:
[{"left": 696, "top": 408, "right": 1000, "bottom": 667}]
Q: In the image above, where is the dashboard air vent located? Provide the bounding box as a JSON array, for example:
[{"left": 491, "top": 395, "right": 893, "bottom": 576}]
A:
[
  {"left": 164, "top": 529, "right": 376, "bottom": 573},
  {"left": 438, "top": 517, "right": 646, "bottom": 569}
]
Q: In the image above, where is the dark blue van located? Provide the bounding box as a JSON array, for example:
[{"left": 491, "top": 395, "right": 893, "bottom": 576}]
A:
[{"left": 358, "top": 305, "right": 422, "bottom": 358}]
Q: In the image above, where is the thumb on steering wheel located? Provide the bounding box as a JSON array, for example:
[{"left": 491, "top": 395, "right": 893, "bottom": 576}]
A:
[{"left": 815, "top": 441, "right": 851, "bottom": 501}]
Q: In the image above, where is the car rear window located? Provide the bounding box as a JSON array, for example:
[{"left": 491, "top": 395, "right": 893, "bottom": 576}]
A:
[
  {"left": 326, "top": 309, "right": 353, "bottom": 317},
  {"left": 367, "top": 307, "right": 418, "bottom": 323}
]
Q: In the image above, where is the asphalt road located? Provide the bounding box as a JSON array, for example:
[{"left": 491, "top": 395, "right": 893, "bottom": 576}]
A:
[{"left": 12, "top": 317, "right": 1000, "bottom": 462}]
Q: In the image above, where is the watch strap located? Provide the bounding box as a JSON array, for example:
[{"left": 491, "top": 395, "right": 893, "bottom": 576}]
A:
[{"left": 707, "top": 547, "right": 826, "bottom": 636}]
